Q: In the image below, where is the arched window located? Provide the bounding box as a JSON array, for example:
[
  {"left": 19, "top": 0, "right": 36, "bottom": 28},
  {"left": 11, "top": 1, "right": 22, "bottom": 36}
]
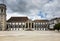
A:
[
  {"left": 16, "top": 23, "right": 18, "bottom": 25},
  {"left": 1, "top": 9, "right": 3, "bottom": 13},
  {"left": 22, "top": 23, "right": 25, "bottom": 25},
  {"left": 12, "top": 23, "right": 15, "bottom": 25},
  {"left": 19, "top": 23, "right": 21, "bottom": 25}
]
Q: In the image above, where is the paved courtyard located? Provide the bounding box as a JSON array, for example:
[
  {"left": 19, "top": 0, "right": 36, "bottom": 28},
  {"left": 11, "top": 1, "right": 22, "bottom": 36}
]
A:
[{"left": 0, "top": 31, "right": 60, "bottom": 41}]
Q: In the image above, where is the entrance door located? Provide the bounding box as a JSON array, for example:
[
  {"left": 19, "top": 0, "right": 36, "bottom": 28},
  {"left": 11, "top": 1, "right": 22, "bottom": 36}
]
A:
[
  {"left": 29, "top": 23, "right": 31, "bottom": 28},
  {"left": 26, "top": 22, "right": 32, "bottom": 30}
]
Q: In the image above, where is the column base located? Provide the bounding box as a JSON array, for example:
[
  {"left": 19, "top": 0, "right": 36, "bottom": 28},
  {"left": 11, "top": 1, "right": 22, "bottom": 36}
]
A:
[{"left": 25, "top": 28, "right": 33, "bottom": 31}]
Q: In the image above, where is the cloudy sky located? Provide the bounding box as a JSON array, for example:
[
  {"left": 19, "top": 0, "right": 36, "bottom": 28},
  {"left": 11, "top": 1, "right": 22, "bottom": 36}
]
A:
[{"left": 0, "top": 0, "right": 60, "bottom": 20}]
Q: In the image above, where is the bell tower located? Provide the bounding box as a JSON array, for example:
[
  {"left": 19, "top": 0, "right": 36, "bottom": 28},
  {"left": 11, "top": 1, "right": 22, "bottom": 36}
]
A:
[{"left": 0, "top": 4, "right": 6, "bottom": 31}]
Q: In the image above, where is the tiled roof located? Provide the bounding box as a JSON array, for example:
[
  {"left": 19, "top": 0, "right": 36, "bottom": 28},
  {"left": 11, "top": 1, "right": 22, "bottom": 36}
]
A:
[
  {"left": 7, "top": 17, "right": 29, "bottom": 22},
  {"left": 33, "top": 20, "right": 49, "bottom": 22},
  {"left": 51, "top": 17, "right": 60, "bottom": 21}
]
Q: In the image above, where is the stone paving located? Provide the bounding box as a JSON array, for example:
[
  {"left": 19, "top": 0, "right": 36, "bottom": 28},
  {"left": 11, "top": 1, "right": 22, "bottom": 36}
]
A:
[{"left": 0, "top": 31, "right": 60, "bottom": 41}]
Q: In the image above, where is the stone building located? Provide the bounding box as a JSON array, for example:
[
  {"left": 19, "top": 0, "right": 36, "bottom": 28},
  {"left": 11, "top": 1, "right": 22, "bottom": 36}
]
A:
[
  {"left": 0, "top": 4, "right": 6, "bottom": 31},
  {"left": 7, "top": 17, "right": 29, "bottom": 31},
  {"left": 49, "top": 18, "right": 60, "bottom": 29},
  {"left": 33, "top": 20, "right": 49, "bottom": 30},
  {"left": 0, "top": 4, "right": 50, "bottom": 31},
  {"left": 1, "top": 4, "right": 60, "bottom": 31},
  {"left": 7, "top": 17, "right": 49, "bottom": 31}
]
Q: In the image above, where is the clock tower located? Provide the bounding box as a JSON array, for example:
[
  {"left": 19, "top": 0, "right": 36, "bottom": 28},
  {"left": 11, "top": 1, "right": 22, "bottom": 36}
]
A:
[{"left": 0, "top": 4, "right": 6, "bottom": 31}]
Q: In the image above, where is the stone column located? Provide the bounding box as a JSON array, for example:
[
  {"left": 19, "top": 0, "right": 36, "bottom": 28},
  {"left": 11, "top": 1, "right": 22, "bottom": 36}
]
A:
[
  {"left": 15, "top": 23, "right": 16, "bottom": 30},
  {"left": 14, "top": 24, "right": 15, "bottom": 31},
  {"left": 7, "top": 24, "right": 9, "bottom": 30},
  {"left": 33, "top": 23, "right": 35, "bottom": 30},
  {"left": 17, "top": 23, "right": 19, "bottom": 30},
  {"left": 30, "top": 23, "right": 31, "bottom": 29},
  {"left": 12, "top": 23, "right": 14, "bottom": 31},
  {"left": 23, "top": 23, "right": 24, "bottom": 30},
  {"left": 35, "top": 23, "right": 36, "bottom": 30},
  {"left": 35, "top": 24, "right": 37, "bottom": 30},
  {"left": 22, "top": 23, "right": 24, "bottom": 30},
  {"left": 12, "top": 23, "right": 14, "bottom": 30},
  {"left": 25, "top": 22, "right": 26, "bottom": 30},
  {"left": 9, "top": 23, "right": 10, "bottom": 31},
  {"left": 10, "top": 24, "right": 12, "bottom": 31},
  {"left": 21, "top": 22, "right": 23, "bottom": 30},
  {"left": 18, "top": 23, "right": 19, "bottom": 30},
  {"left": 28, "top": 22, "right": 29, "bottom": 29},
  {"left": 9, "top": 24, "right": 10, "bottom": 31}
]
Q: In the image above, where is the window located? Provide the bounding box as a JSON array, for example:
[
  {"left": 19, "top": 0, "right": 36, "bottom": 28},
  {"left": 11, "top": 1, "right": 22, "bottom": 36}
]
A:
[
  {"left": 9, "top": 23, "right": 11, "bottom": 25},
  {"left": 41, "top": 23, "right": 42, "bottom": 25},
  {"left": 19, "top": 23, "right": 21, "bottom": 25},
  {"left": 33, "top": 23, "right": 35, "bottom": 25},
  {"left": 12, "top": 23, "right": 15, "bottom": 25},
  {"left": 1, "top": 9, "right": 3, "bottom": 13},
  {"left": 43, "top": 23, "right": 45, "bottom": 24},
  {"left": 38, "top": 23, "right": 40, "bottom": 24},
  {"left": 16, "top": 23, "right": 18, "bottom": 25},
  {"left": 36, "top": 23, "right": 38, "bottom": 24},
  {"left": 22, "top": 23, "right": 25, "bottom": 25},
  {"left": 54, "top": 20, "right": 57, "bottom": 24},
  {"left": 45, "top": 22, "right": 47, "bottom": 24}
]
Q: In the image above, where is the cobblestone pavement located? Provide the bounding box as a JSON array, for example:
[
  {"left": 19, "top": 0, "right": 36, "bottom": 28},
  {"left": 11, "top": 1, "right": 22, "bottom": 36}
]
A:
[{"left": 0, "top": 31, "right": 60, "bottom": 41}]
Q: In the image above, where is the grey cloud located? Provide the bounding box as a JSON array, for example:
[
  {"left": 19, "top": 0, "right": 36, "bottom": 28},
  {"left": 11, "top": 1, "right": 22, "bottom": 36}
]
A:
[
  {"left": 42, "top": 0, "right": 60, "bottom": 19},
  {"left": 0, "top": 0, "right": 60, "bottom": 19},
  {"left": 5, "top": 0, "right": 49, "bottom": 14},
  {"left": 0, "top": 0, "right": 4, "bottom": 3},
  {"left": 5, "top": 0, "right": 40, "bottom": 14}
]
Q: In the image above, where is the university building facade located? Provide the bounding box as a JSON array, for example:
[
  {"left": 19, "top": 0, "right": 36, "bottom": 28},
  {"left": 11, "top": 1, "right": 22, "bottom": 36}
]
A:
[
  {"left": 7, "top": 17, "right": 49, "bottom": 31},
  {"left": 0, "top": 4, "right": 60, "bottom": 31}
]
